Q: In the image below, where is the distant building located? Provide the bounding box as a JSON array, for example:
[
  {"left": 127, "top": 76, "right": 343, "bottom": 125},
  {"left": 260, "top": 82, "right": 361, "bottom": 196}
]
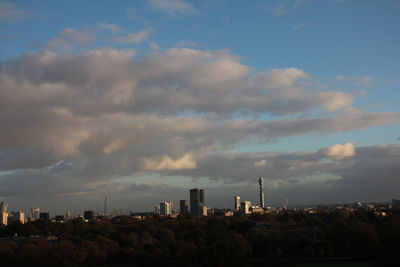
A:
[
  {"left": 31, "top": 207, "right": 40, "bottom": 220},
  {"left": 112, "top": 208, "right": 121, "bottom": 217},
  {"left": 393, "top": 199, "right": 400, "bottom": 208},
  {"left": 0, "top": 202, "right": 8, "bottom": 226},
  {"left": 200, "top": 206, "right": 208, "bottom": 216},
  {"left": 39, "top": 212, "right": 50, "bottom": 220},
  {"left": 0, "top": 202, "right": 7, "bottom": 213},
  {"left": 15, "top": 211, "right": 25, "bottom": 224},
  {"left": 65, "top": 211, "right": 73, "bottom": 220},
  {"left": 241, "top": 201, "right": 251, "bottom": 215},
  {"left": 4, "top": 209, "right": 25, "bottom": 225},
  {"left": 160, "top": 202, "right": 173, "bottom": 215},
  {"left": 83, "top": 210, "right": 95, "bottom": 220},
  {"left": 154, "top": 205, "right": 160, "bottom": 214},
  {"left": 180, "top": 200, "right": 189, "bottom": 215},
  {"left": 1, "top": 211, "right": 8, "bottom": 226},
  {"left": 234, "top": 196, "right": 241, "bottom": 211},
  {"left": 190, "top": 188, "right": 205, "bottom": 216}
]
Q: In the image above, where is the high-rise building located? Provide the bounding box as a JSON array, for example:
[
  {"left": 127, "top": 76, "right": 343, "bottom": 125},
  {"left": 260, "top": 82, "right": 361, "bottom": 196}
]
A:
[
  {"left": 190, "top": 188, "right": 205, "bottom": 216},
  {"left": 15, "top": 211, "right": 25, "bottom": 224},
  {"left": 180, "top": 200, "right": 189, "bottom": 215},
  {"left": 259, "top": 177, "right": 265, "bottom": 209},
  {"left": 160, "top": 202, "right": 173, "bottom": 215},
  {"left": 0, "top": 202, "right": 7, "bottom": 213},
  {"left": 31, "top": 207, "right": 40, "bottom": 220},
  {"left": 1, "top": 202, "right": 8, "bottom": 226},
  {"left": 1, "top": 211, "right": 8, "bottom": 225},
  {"left": 234, "top": 196, "right": 241, "bottom": 211},
  {"left": 241, "top": 201, "right": 251, "bottom": 215}
]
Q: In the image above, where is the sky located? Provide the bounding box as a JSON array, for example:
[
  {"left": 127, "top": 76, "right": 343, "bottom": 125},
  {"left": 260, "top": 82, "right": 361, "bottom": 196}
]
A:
[{"left": 0, "top": 0, "right": 400, "bottom": 215}]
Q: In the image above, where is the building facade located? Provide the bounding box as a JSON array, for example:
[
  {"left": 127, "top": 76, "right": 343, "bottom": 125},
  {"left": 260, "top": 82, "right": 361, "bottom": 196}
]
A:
[
  {"left": 234, "top": 196, "right": 241, "bottom": 211},
  {"left": 160, "top": 202, "right": 173, "bottom": 215},
  {"left": 241, "top": 201, "right": 251, "bottom": 215},
  {"left": 180, "top": 200, "right": 189, "bottom": 215},
  {"left": 190, "top": 188, "right": 205, "bottom": 216}
]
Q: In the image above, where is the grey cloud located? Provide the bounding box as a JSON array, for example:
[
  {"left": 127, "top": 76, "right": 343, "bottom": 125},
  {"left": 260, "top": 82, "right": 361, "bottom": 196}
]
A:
[{"left": 1, "top": 45, "right": 400, "bottom": 206}]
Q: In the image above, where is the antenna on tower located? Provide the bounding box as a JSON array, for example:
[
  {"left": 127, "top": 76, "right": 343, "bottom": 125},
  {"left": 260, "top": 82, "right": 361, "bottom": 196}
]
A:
[{"left": 104, "top": 194, "right": 108, "bottom": 216}]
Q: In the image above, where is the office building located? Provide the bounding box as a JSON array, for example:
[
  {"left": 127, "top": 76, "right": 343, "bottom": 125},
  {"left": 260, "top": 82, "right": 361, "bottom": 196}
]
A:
[
  {"left": 234, "top": 196, "right": 241, "bottom": 211},
  {"left": 31, "top": 207, "right": 40, "bottom": 220},
  {"left": 84, "top": 210, "right": 95, "bottom": 220},
  {"left": 160, "top": 202, "right": 173, "bottom": 215},
  {"left": 259, "top": 177, "right": 265, "bottom": 209},
  {"left": 180, "top": 200, "right": 189, "bottom": 215},
  {"left": 190, "top": 188, "right": 205, "bottom": 216},
  {"left": 15, "top": 211, "right": 25, "bottom": 224},
  {"left": 154, "top": 205, "right": 160, "bottom": 214},
  {"left": 0, "top": 202, "right": 7, "bottom": 213},
  {"left": 1, "top": 211, "right": 7, "bottom": 226},
  {"left": 241, "top": 201, "right": 251, "bottom": 215},
  {"left": 40, "top": 212, "right": 50, "bottom": 220},
  {"left": 0, "top": 202, "right": 8, "bottom": 226}
]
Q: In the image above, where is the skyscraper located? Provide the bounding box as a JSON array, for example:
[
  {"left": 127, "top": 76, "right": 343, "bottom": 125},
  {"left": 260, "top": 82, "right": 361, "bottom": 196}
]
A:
[
  {"left": 180, "top": 200, "right": 189, "bottom": 215},
  {"left": 241, "top": 201, "right": 251, "bottom": 215},
  {"left": 160, "top": 202, "right": 173, "bottom": 215},
  {"left": 0, "top": 202, "right": 8, "bottom": 226},
  {"left": 31, "top": 207, "right": 40, "bottom": 220},
  {"left": 234, "top": 196, "right": 241, "bottom": 211},
  {"left": 190, "top": 188, "right": 205, "bottom": 216},
  {"left": 259, "top": 177, "right": 265, "bottom": 209}
]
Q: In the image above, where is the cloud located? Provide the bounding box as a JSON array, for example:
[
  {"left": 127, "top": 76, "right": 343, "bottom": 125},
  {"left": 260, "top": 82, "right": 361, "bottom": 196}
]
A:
[
  {"left": 319, "top": 142, "right": 356, "bottom": 159},
  {"left": 110, "top": 30, "right": 151, "bottom": 44},
  {"left": 45, "top": 27, "right": 97, "bottom": 51},
  {"left": 0, "top": 1, "right": 29, "bottom": 22},
  {"left": 148, "top": 0, "right": 198, "bottom": 16},
  {"left": 97, "top": 23, "right": 122, "bottom": 33},
  {"left": 141, "top": 154, "right": 197, "bottom": 171},
  {"left": 335, "top": 75, "right": 373, "bottom": 87},
  {"left": 254, "top": 160, "right": 268, "bottom": 167},
  {"left": 266, "top": 0, "right": 310, "bottom": 16},
  {"left": 1, "top": 42, "right": 400, "bottom": 209}
]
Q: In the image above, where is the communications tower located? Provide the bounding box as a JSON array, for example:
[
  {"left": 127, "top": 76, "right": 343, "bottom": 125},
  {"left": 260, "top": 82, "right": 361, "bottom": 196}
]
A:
[{"left": 259, "top": 177, "right": 265, "bottom": 209}]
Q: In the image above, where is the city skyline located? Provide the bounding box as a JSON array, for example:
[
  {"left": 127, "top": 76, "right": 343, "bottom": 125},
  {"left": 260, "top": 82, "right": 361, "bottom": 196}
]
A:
[{"left": 1, "top": 0, "right": 400, "bottom": 214}]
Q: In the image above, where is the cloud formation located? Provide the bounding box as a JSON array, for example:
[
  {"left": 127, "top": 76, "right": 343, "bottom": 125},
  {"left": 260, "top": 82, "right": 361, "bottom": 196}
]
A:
[
  {"left": 148, "top": 0, "right": 198, "bottom": 16},
  {"left": 1, "top": 39, "right": 399, "bottom": 210},
  {"left": 319, "top": 142, "right": 356, "bottom": 159}
]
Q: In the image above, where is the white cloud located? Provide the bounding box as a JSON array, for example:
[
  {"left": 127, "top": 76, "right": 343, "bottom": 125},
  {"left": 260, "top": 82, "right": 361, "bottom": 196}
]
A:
[
  {"left": 148, "top": 0, "right": 198, "bottom": 16},
  {"left": 319, "top": 142, "right": 356, "bottom": 159},
  {"left": 254, "top": 160, "right": 268, "bottom": 167},
  {"left": 141, "top": 154, "right": 197, "bottom": 171},
  {"left": 0, "top": 1, "right": 28, "bottom": 22}
]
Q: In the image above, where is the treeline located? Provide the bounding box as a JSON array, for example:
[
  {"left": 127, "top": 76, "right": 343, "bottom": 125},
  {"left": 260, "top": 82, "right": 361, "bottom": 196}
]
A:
[{"left": 0, "top": 208, "right": 400, "bottom": 266}]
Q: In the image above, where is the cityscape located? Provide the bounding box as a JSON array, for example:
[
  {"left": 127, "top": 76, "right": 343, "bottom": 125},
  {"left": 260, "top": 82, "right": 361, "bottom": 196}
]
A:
[
  {"left": 2, "top": 176, "right": 399, "bottom": 226},
  {"left": 1, "top": 0, "right": 400, "bottom": 265}
]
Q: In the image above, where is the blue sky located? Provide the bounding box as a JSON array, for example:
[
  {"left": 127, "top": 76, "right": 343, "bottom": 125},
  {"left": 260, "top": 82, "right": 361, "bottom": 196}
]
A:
[{"left": 0, "top": 0, "right": 400, "bottom": 214}]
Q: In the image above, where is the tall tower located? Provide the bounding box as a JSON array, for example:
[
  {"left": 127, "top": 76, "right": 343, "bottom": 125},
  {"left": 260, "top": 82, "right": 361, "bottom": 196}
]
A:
[
  {"left": 259, "top": 177, "right": 265, "bottom": 209},
  {"left": 190, "top": 188, "right": 205, "bottom": 216},
  {"left": 234, "top": 196, "right": 241, "bottom": 211}
]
